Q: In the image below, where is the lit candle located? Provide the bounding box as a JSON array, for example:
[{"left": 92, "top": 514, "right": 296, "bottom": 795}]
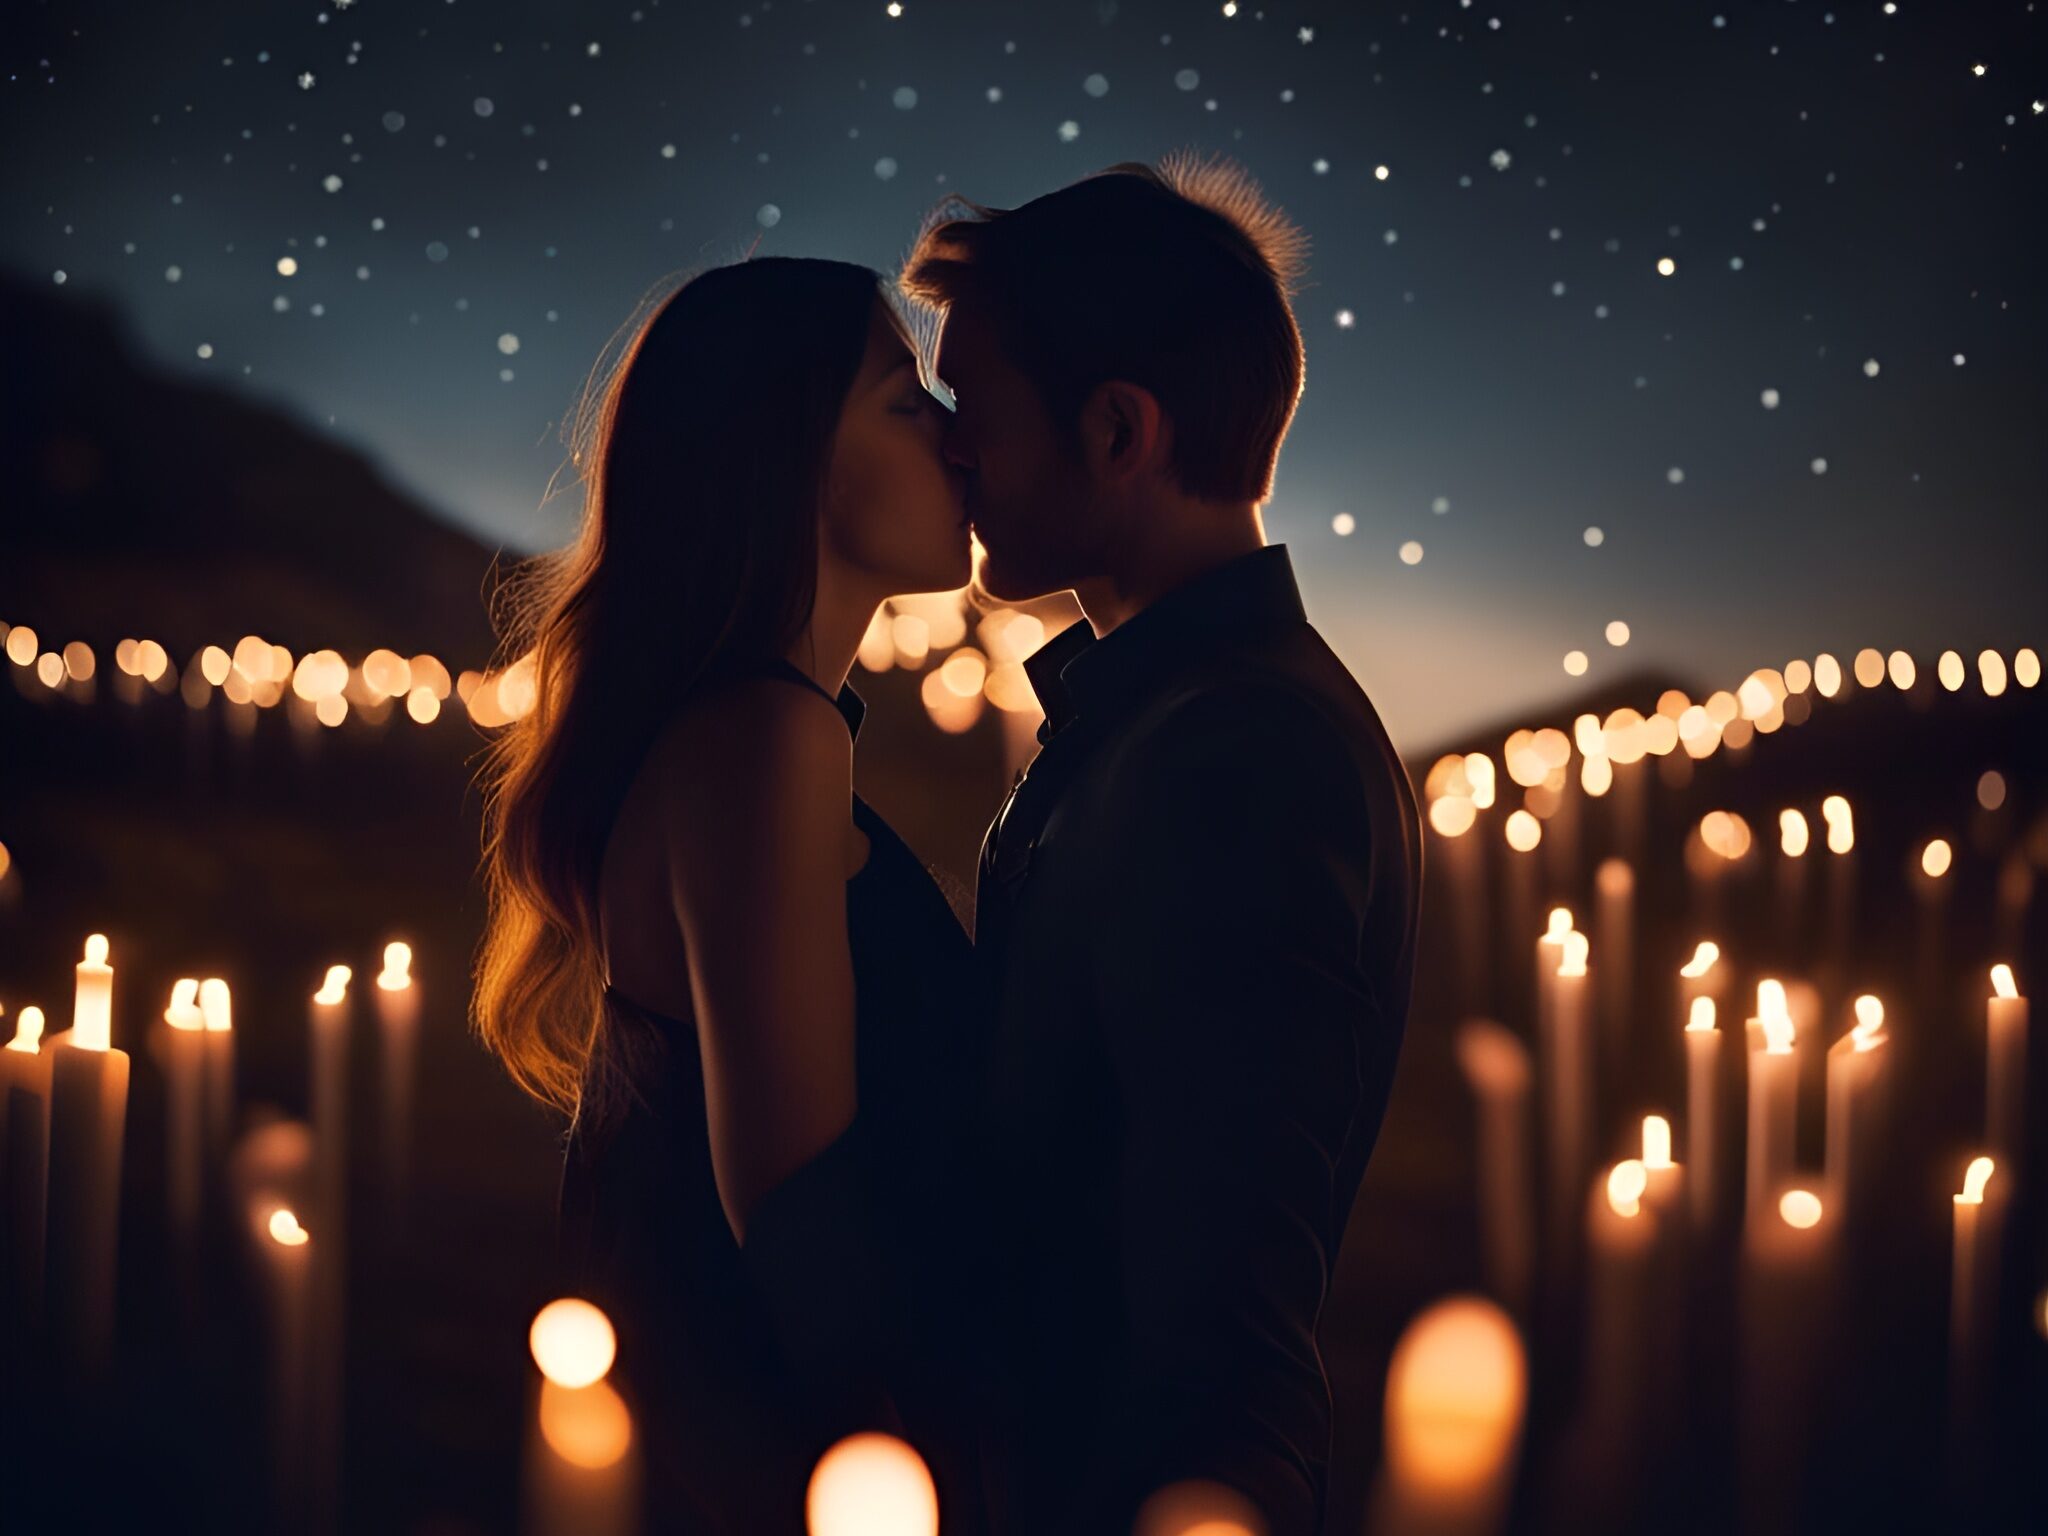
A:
[
  {"left": 260, "top": 1205, "right": 314, "bottom": 1522},
  {"left": 1739, "top": 1188, "right": 1833, "bottom": 1530},
  {"left": 1456, "top": 1021, "right": 1535, "bottom": 1318},
  {"left": 374, "top": 941, "right": 419, "bottom": 1207},
  {"left": 1639, "top": 1114, "right": 1683, "bottom": 1218},
  {"left": 161, "top": 979, "right": 206, "bottom": 1248},
  {"left": 1, "top": 1005, "right": 53, "bottom": 1342},
  {"left": 1683, "top": 997, "right": 1721, "bottom": 1231},
  {"left": 525, "top": 1298, "right": 640, "bottom": 1536},
  {"left": 1774, "top": 809, "right": 1810, "bottom": 951},
  {"left": 1986, "top": 965, "right": 2027, "bottom": 1163},
  {"left": 1823, "top": 995, "right": 1889, "bottom": 1233},
  {"left": 199, "top": 977, "right": 235, "bottom": 1177},
  {"left": 1947, "top": 1154, "right": 1998, "bottom": 1497},
  {"left": 1676, "top": 940, "right": 1723, "bottom": 1039},
  {"left": 1369, "top": 1296, "right": 1526, "bottom": 1536},
  {"left": 1534, "top": 906, "right": 1573, "bottom": 1048},
  {"left": 1744, "top": 982, "right": 1797, "bottom": 1233},
  {"left": 46, "top": 934, "right": 132, "bottom": 1382},
  {"left": 308, "top": 964, "right": 351, "bottom": 1518},
  {"left": 1594, "top": 859, "right": 1635, "bottom": 1067},
  {"left": 1579, "top": 1160, "right": 1657, "bottom": 1500},
  {"left": 1822, "top": 795, "right": 1856, "bottom": 982},
  {"left": 1543, "top": 930, "right": 1593, "bottom": 1274}
]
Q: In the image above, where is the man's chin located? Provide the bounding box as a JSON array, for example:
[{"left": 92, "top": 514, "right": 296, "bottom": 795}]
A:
[{"left": 972, "top": 545, "right": 1062, "bottom": 607}]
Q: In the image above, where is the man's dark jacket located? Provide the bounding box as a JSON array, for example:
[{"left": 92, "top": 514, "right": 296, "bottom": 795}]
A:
[{"left": 970, "top": 543, "right": 1422, "bottom": 1536}]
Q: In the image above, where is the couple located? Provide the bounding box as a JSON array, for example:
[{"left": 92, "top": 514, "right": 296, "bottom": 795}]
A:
[{"left": 473, "top": 153, "right": 1420, "bottom": 1536}]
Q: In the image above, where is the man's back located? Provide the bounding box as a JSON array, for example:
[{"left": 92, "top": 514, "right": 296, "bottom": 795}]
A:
[{"left": 971, "top": 545, "right": 1421, "bottom": 1536}]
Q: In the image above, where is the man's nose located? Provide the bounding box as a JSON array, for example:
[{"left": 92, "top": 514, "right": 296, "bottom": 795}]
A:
[{"left": 942, "top": 422, "right": 976, "bottom": 472}]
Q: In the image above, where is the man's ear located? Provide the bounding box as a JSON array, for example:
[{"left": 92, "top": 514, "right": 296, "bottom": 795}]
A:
[{"left": 1079, "top": 379, "right": 1168, "bottom": 484}]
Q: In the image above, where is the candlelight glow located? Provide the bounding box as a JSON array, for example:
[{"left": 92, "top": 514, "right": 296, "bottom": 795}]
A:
[
  {"left": 1642, "top": 1115, "right": 1673, "bottom": 1169},
  {"left": 165, "top": 977, "right": 204, "bottom": 1030},
  {"left": 268, "top": 1208, "right": 310, "bottom": 1246},
  {"left": 1991, "top": 964, "right": 2019, "bottom": 1000},
  {"left": 1850, "top": 995, "right": 1886, "bottom": 1051},
  {"left": 1680, "top": 941, "right": 1720, "bottom": 979},
  {"left": 1955, "top": 1156, "right": 1995, "bottom": 1206},
  {"left": 377, "top": 941, "right": 414, "bottom": 992},
  {"left": 1607, "top": 1159, "right": 1648, "bottom": 1217},
  {"left": 1558, "top": 930, "right": 1590, "bottom": 979},
  {"left": 1428, "top": 795, "right": 1477, "bottom": 837},
  {"left": 199, "top": 978, "right": 232, "bottom": 1032},
  {"left": 5, "top": 1005, "right": 44, "bottom": 1053},
  {"left": 530, "top": 1297, "right": 618, "bottom": 1389},
  {"left": 1381, "top": 1295, "right": 1526, "bottom": 1497},
  {"left": 1822, "top": 795, "right": 1855, "bottom": 854},
  {"left": 1778, "top": 809, "right": 1809, "bottom": 858},
  {"left": 538, "top": 1378, "right": 634, "bottom": 1470},
  {"left": 1978, "top": 649, "right": 2008, "bottom": 696},
  {"left": 1685, "top": 997, "right": 1717, "bottom": 1033},
  {"left": 1813, "top": 653, "right": 1842, "bottom": 697},
  {"left": 806, "top": 1432, "right": 940, "bottom": 1536},
  {"left": 312, "top": 965, "right": 351, "bottom": 1006},
  {"left": 1504, "top": 810, "right": 1541, "bottom": 852},
  {"left": 1920, "top": 838, "right": 1952, "bottom": 878},
  {"left": 1757, "top": 981, "right": 1794, "bottom": 1053},
  {"left": 1779, "top": 1189, "right": 1823, "bottom": 1229}
]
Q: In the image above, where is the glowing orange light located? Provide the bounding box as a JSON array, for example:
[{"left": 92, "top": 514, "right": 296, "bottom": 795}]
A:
[
  {"left": 530, "top": 1298, "right": 618, "bottom": 1389},
  {"left": 1504, "top": 810, "right": 1541, "bottom": 852},
  {"left": 312, "top": 965, "right": 351, "bottom": 1006},
  {"left": 1642, "top": 1115, "right": 1673, "bottom": 1169},
  {"left": 1685, "top": 997, "right": 1717, "bottom": 1033},
  {"left": 5, "top": 1005, "right": 45, "bottom": 1054},
  {"left": 268, "top": 1208, "right": 310, "bottom": 1246},
  {"left": 1778, "top": 809, "right": 1809, "bottom": 858},
  {"left": 1779, "top": 1189, "right": 1823, "bottom": 1228},
  {"left": 1381, "top": 1296, "right": 1526, "bottom": 1497},
  {"left": 377, "top": 942, "right": 413, "bottom": 992},
  {"left": 165, "top": 977, "right": 204, "bottom": 1031},
  {"left": 1955, "top": 1157, "right": 1994, "bottom": 1206},
  {"left": 1920, "top": 838, "right": 1952, "bottom": 879},
  {"left": 1429, "top": 795, "right": 1477, "bottom": 837},
  {"left": 1850, "top": 995, "right": 1886, "bottom": 1051},
  {"left": 1607, "top": 1159, "right": 1648, "bottom": 1217},
  {"left": 806, "top": 1432, "right": 940, "bottom": 1536},
  {"left": 199, "top": 978, "right": 232, "bottom": 1033},
  {"left": 538, "top": 1378, "right": 634, "bottom": 1470},
  {"left": 1991, "top": 964, "right": 2018, "bottom": 1001},
  {"left": 1680, "top": 941, "right": 1719, "bottom": 979},
  {"left": 1558, "top": 930, "right": 1590, "bottom": 979}
]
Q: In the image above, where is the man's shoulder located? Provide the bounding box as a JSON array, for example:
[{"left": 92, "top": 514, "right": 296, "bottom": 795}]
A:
[{"left": 1123, "top": 626, "right": 1388, "bottom": 769}]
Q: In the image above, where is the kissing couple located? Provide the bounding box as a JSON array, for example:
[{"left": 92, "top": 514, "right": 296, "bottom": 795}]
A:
[{"left": 474, "top": 151, "right": 1420, "bottom": 1536}]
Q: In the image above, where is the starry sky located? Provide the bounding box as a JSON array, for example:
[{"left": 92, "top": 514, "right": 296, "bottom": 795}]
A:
[{"left": 4, "top": 0, "right": 2044, "bottom": 746}]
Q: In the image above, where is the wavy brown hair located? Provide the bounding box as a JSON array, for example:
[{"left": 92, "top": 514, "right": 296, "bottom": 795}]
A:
[{"left": 472, "top": 256, "right": 890, "bottom": 1125}]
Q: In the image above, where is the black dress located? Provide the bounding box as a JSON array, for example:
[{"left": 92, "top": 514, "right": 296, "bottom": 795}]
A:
[{"left": 557, "top": 658, "right": 989, "bottom": 1535}]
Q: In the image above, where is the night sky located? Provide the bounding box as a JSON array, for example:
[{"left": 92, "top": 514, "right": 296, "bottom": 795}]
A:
[{"left": 4, "top": 1, "right": 2044, "bottom": 745}]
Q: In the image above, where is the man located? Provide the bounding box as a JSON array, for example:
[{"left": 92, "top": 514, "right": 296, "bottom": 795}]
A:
[{"left": 900, "top": 154, "right": 1422, "bottom": 1536}]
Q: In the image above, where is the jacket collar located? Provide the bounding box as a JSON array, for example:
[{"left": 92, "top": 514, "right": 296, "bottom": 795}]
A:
[{"left": 1021, "top": 543, "right": 1305, "bottom": 739}]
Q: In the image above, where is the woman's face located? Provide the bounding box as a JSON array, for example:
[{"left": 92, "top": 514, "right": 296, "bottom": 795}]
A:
[{"left": 820, "top": 297, "right": 971, "bottom": 598}]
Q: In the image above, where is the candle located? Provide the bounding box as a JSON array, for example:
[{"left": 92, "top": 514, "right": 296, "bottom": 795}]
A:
[
  {"left": 525, "top": 1298, "right": 640, "bottom": 1536},
  {"left": 1578, "top": 1161, "right": 1657, "bottom": 1511},
  {"left": 1455, "top": 1021, "right": 1535, "bottom": 1318},
  {"left": 1947, "top": 1155, "right": 1998, "bottom": 1501},
  {"left": 1534, "top": 906, "right": 1573, "bottom": 1047},
  {"left": 1823, "top": 995, "right": 1889, "bottom": 1235},
  {"left": 260, "top": 1205, "right": 315, "bottom": 1523},
  {"left": 1369, "top": 1296, "right": 1526, "bottom": 1536},
  {"left": 1986, "top": 965, "right": 2027, "bottom": 1163},
  {"left": 161, "top": 979, "right": 206, "bottom": 1247},
  {"left": 1744, "top": 982, "right": 1797, "bottom": 1233},
  {"left": 809, "top": 1433, "right": 940, "bottom": 1536},
  {"left": 199, "top": 977, "right": 235, "bottom": 1176},
  {"left": 1, "top": 1005, "right": 52, "bottom": 1347},
  {"left": 46, "top": 934, "right": 132, "bottom": 1384},
  {"left": 1639, "top": 1114, "right": 1683, "bottom": 1218},
  {"left": 1543, "top": 930, "right": 1593, "bottom": 1279},
  {"left": 1822, "top": 796, "right": 1856, "bottom": 984},
  {"left": 1683, "top": 997, "right": 1722, "bottom": 1231},
  {"left": 1676, "top": 940, "right": 1723, "bottom": 1038},
  {"left": 1774, "top": 809, "right": 1810, "bottom": 955},
  {"left": 1594, "top": 859, "right": 1635, "bottom": 1070},
  {"left": 374, "top": 941, "right": 419, "bottom": 1208},
  {"left": 1914, "top": 838, "right": 1953, "bottom": 1010},
  {"left": 308, "top": 964, "right": 352, "bottom": 1520},
  {"left": 1739, "top": 1188, "right": 1833, "bottom": 1531}
]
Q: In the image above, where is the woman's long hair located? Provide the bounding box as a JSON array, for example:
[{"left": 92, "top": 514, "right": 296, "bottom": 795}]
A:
[{"left": 473, "top": 256, "right": 886, "bottom": 1127}]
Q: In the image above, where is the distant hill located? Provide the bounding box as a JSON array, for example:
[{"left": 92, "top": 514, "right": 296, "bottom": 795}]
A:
[{"left": 0, "top": 269, "right": 502, "bottom": 666}]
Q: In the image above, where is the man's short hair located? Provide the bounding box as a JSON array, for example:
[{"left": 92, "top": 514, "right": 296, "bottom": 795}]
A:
[{"left": 899, "top": 152, "right": 1309, "bottom": 505}]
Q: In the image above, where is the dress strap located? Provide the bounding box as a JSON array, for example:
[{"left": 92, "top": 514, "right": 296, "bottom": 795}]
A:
[{"left": 722, "top": 654, "right": 867, "bottom": 740}]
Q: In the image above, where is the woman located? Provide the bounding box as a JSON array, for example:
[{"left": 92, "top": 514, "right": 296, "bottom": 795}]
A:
[{"left": 472, "top": 257, "right": 988, "bottom": 1533}]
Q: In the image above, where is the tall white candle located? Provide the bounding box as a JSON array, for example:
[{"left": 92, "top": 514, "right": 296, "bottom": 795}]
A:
[
  {"left": 1594, "top": 859, "right": 1635, "bottom": 1069},
  {"left": 1684, "top": 997, "right": 1722, "bottom": 1231},
  {"left": 1947, "top": 1154, "right": 1998, "bottom": 1500},
  {"left": 199, "top": 977, "right": 235, "bottom": 1175},
  {"left": 1823, "top": 995, "right": 1888, "bottom": 1232},
  {"left": 1745, "top": 982, "right": 1798, "bottom": 1233},
  {"left": 374, "top": 941, "right": 419, "bottom": 1207},
  {"left": 308, "top": 965, "right": 352, "bottom": 1522},
  {"left": 1456, "top": 1021, "right": 1535, "bottom": 1318},
  {"left": 1986, "top": 966, "right": 2027, "bottom": 1163},
  {"left": 162, "top": 979, "right": 206, "bottom": 1245},
  {"left": 1676, "top": 940, "right": 1723, "bottom": 1039},
  {"left": 260, "top": 1205, "right": 314, "bottom": 1523},
  {"left": 47, "top": 934, "right": 131, "bottom": 1384},
  {"left": 1, "top": 1005, "right": 52, "bottom": 1344},
  {"left": 1580, "top": 1160, "right": 1657, "bottom": 1502},
  {"left": 1534, "top": 906, "right": 1573, "bottom": 1048},
  {"left": 1739, "top": 1188, "right": 1832, "bottom": 1530},
  {"left": 1543, "top": 930, "right": 1593, "bottom": 1273}
]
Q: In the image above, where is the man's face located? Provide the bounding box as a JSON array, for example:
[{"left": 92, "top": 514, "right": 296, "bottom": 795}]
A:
[{"left": 931, "top": 303, "right": 1093, "bottom": 602}]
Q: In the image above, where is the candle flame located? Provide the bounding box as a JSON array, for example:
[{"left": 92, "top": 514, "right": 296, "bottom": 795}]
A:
[
  {"left": 268, "top": 1208, "right": 310, "bottom": 1246},
  {"left": 530, "top": 1298, "right": 618, "bottom": 1389},
  {"left": 1680, "top": 941, "right": 1719, "bottom": 979},
  {"left": 83, "top": 933, "right": 110, "bottom": 968},
  {"left": 1920, "top": 838, "right": 1952, "bottom": 879},
  {"left": 5, "top": 1005, "right": 44, "bottom": 1054},
  {"left": 1606, "top": 1159, "right": 1648, "bottom": 1218},
  {"left": 1779, "top": 1189, "right": 1823, "bottom": 1229},
  {"left": 377, "top": 941, "right": 414, "bottom": 991},
  {"left": 1761, "top": 1012, "right": 1796, "bottom": 1054},
  {"left": 1545, "top": 907, "right": 1574, "bottom": 938},
  {"left": 1685, "top": 996, "right": 1717, "bottom": 1033},
  {"left": 1991, "top": 964, "right": 2019, "bottom": 1001},
  {"left": 166, "top": 977, "right": 204, "bottom": 1031},
  {"left": 1850, "top": 995, "right": 1886, "bottom": 1051},
  {"left": 1558, "top": 930, "right": 1590, "bottom": 978},
  {"left": 312, "top": 965, "right": 351, "bottom": 1006},
  {"left": 1757, "top": 978, "right": 1788, "bottom": 1021},
  {"left": 199, "top": 978, "right": 232, "bottom": 1032},
  {"left": 1956, "top": 1156, "right": 1995, "bottom": 1206},
  {"left": 1778, "top": 809, "right": 1810, "bottom": 858},
  {"left": 1642, "top": 1115, "right": 1674, "bottom": 1169},
  {"left": 807, "top": 1432, "right": 940, "bottom": 1536}
]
